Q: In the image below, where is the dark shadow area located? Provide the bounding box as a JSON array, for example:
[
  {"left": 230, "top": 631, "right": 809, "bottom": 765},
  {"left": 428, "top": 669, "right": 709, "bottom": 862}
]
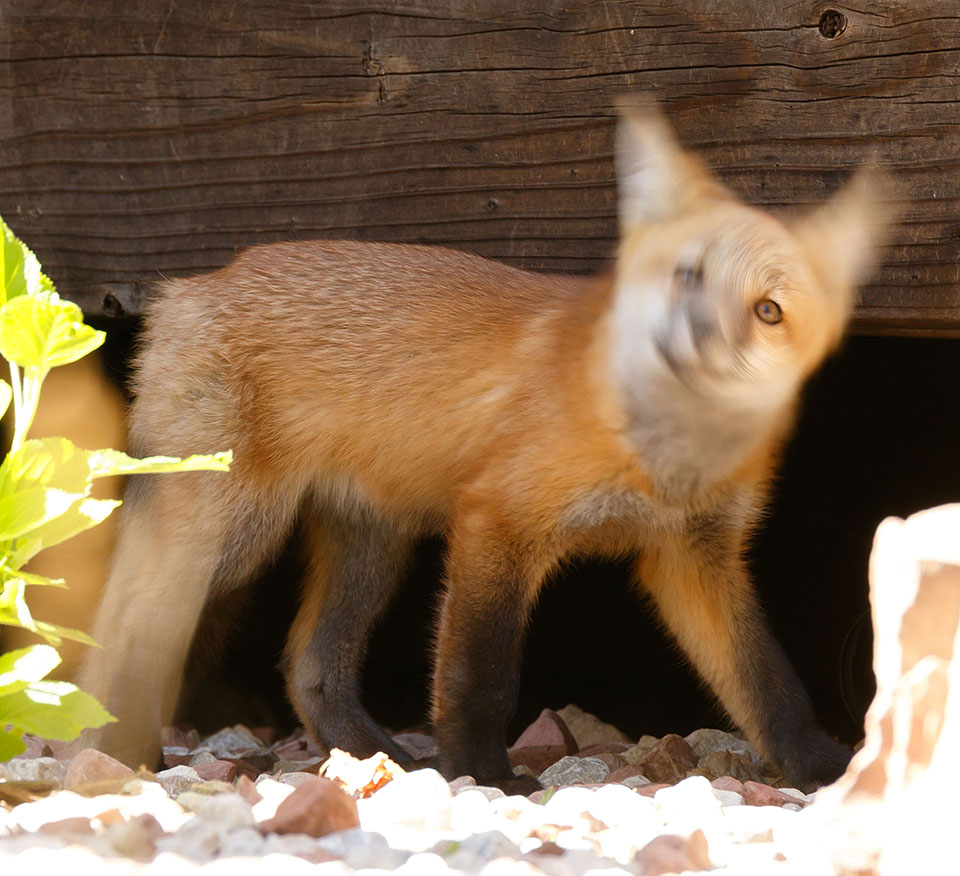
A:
[{"left": 166, "top": 336, "right": 958, "bottom": 746}]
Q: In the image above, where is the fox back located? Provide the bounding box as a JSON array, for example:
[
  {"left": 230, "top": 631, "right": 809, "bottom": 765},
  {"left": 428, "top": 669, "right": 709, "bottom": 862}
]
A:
[{"left": 81, "top": 103, "right": 887, "bottom": 792}]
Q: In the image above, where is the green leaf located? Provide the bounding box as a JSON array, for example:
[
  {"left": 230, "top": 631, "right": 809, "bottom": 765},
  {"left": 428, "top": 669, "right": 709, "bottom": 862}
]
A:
[
  {"left": 0, "top": 216, "right": 55, "bottom": 308},
  {"left": 0, "top": 485, "right": 81, "bottom": 541},
  {"left": 29, "top": 619, "right": 99, "bottom": 648},
  {"left": 0, "top": 291, "right": 104, "bottom": 370},
  {"left": 0, "top": 726, "right": 26, "bottom": 760},
  {"left": 0, "top": 681, "right": 115, "bottom": 740},
  {"left": 9, "top": 568, "right": 67, "bottom": 589},
  {"left": 0, "top": 644, "right": 59, "bottom": 696},
  {"left": 0, "top": 437, "right": 94, "bottom": 496},
  {"left": 0, "top": 379, "right": 10, "bottom": 421},
  {"left": 87, "top": 448, "right": 233, "bottom": 478},
  {"left": 15, "top": 496, "right": 121, "bottom": 560}
]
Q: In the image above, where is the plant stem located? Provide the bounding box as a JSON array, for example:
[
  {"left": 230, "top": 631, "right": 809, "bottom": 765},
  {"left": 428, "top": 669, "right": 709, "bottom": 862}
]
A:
[
  {"left": 9, "top": 365, "right": 45, "bottom": 454},
  {"left": 8, "top": 361, "right": 22, "bottom": 453}
]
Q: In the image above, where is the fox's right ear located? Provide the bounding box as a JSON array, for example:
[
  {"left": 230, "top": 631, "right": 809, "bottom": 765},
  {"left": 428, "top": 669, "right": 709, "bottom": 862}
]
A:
[{"left": 616, "top": 98, "right": 730, "bottom": 232}]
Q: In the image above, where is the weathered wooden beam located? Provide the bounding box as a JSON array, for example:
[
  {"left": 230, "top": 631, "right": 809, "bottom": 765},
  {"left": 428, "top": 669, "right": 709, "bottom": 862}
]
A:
[{"left": 0, "top": 1, "right": 957, "bottom": 335}]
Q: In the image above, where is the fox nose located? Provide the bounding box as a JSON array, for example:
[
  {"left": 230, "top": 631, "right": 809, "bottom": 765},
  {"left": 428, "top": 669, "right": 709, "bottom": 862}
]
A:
[{"left": 672, "top": 259, "right": 716, "bottom": 357}]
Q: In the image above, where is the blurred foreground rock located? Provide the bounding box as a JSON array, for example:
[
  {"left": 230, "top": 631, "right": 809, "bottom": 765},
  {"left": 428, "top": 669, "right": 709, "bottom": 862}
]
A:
[{"left": 812, "top": 503, "right": 960, "bottom": 874}]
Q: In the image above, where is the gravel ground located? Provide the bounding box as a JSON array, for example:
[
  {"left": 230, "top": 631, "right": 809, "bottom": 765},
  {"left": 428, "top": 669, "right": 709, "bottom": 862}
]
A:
[{"left": 0, "top": 709, "right": 842, "bottom": 875}]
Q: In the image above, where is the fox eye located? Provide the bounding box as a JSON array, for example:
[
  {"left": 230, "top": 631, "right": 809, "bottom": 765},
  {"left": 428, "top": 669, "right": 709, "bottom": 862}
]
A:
[{"left": 754, "top": 299, "right": 782, "bottom": 325}]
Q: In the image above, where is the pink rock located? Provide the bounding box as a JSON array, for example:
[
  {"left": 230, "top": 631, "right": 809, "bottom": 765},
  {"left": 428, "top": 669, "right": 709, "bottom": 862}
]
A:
[
  {"left": 274, "top": 736, "right": 309, "bottom": 759},
  {"left": 635, "top": 734, "right": 697, "bottom": 784},
  {"left": 162, "top": 752, "right": 194, "bottom": 768},
  {"left": 711, "top": 775, "right": 746, "bottom": 795},
  {"left": 193, "top": 760, "right": 237, "bottom": 783},
  {"left": 742, "top": 781, "right": 801, "bottom": 807},
  {"left": 392, "top": 732, "right": 438, "bottom": 761},
  {"left": 37, "top": 817, "right": 95, "bottom": 837},
  {"left": 508, "top": 745, "right": 568, "bottom": 776},
  {"left": 259, "top": 776, "right": 359, "bottom": 837},
  {"left": 607, "top": 764, "right": 649, "bottom": 784},
  {"left": 448, "top": 775, "right": 476, "bottom": 793},
  {"left": 635, "top": 830, "right": 712, "bottom": 874},
  {"left": 251, "top": 726, "right": 276, "bottom": 746},
  {"left": 236, "top": 774, "right": 263, "bottom": 805},
  {"left": 512, "top": 708, "right": 578, "bottom": 753},
  {"left": 64, "top": 749, "right": 136, "bottom": 788}
]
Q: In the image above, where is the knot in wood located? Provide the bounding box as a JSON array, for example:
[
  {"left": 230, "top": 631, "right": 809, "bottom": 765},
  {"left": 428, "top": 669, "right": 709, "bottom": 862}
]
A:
[{"left": 818, "top": 9, "right": 847, "bottom": 39}]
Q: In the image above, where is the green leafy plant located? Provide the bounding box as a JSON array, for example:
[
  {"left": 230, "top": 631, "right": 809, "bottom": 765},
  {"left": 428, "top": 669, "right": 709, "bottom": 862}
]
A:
[{"left": 0, "top": 217, "right": 231, "bottom": 760}]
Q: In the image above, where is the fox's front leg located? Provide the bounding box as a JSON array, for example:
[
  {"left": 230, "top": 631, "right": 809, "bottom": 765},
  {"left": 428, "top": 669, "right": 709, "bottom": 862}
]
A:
[
  {"left": 637, "top": 515, "right": 852, "bottom": 791},
  {"left": 432, "top": 505, "right": 556, "bottom": 794}
]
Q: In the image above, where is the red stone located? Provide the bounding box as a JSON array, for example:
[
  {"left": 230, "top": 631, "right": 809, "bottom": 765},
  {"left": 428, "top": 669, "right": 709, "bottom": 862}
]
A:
[
  {"left": 64, "top": 749, "right": 136, "bottom": 788},
  {"left": 742, "top": 781, "right": 805, "bottom": 807},
  {"left": 508, "top": 745, "right": 568, "bottom": 776},
  {"left": 635, "top": 734, "right": 697, "bottom": 784},
  {"left": 711, "top": 775, "right": 746, "bottom": 795},
  {"left": 193, "top": 760, "right": 237, "bottom": 783},
  {"left": 512, "top": 708, "right": 578, "bottom": 753},
  {"left": 607, "top": 764, "right": 649, "bottom": 784},
  {"left": 635, "top": 830, "right": 712, "bottom": 874},
  {"left": 235, "top": 774, "right": 263, "bottom": 805},
  {"left": 259, "top": 776, "right": 359, "bottom": 837}
]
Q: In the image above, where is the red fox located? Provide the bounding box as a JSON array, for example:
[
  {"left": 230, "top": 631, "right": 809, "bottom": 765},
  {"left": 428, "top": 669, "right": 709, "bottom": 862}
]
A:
[{"left": 80, "top": 102, "right": 888, "bottom": 793}]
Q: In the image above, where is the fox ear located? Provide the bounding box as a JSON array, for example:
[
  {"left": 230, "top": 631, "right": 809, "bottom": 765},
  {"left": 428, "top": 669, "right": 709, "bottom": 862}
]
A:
[
  {"left": 616, "top": 98, "right": 729, "bottom": 231},
  {"left": 793, "top": 166, "right": 895, "bottom": 302}
]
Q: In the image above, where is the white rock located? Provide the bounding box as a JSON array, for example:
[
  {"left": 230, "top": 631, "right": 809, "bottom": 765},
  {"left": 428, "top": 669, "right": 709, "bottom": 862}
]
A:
[
  {"left": 193, "top": 793, "right": 256, "bottom": 831},
  {"left": 394, "top": 851, "right": 451, "bottom": 874},
  {"left": 277, "top": 771, "right": 316, "bottom": 788},
  {"left": 620, "top": 774, "right": 651, "bottom": 790},
  {"left": 155, "top": 765, "right": 202, "bottom": 796},
  {"left": 195, "top": 724, "right": 263, "bottom": 755},
  {"left": 359, "top": 768, "right": 453, "bottom": 833},
  {"left": 715, "top": 789, "right": 745, "bottom": 807},
  {"left": 261, "top": 832, "right": 324, "bottom": 858},
  {"left": 0, "top": 756, "right": 66, "bottom": 784},
  {"left": 316, "top": 827, "right": 411, "bottom": 869},
  {"left": 214, "top": 826, "right": 265, "bottom": 858},
  {"left": 9, "top": 783, "right": 189, "bottom": 834},
  {"left": 538, "top": 756, "right": 610, "bottom": 786},
  {"left": 450, "top": 788, "right": 499, "bottom": 836},
  {"left": 684, "top": 728, "right": 759, "bottom": 762},
  {"left": 251, "top": 777, "right": 295, "bottom": 823},
  {"left": 469, "top": 785, "right": 506, "bottom": 801},
  {"left": 188, "top": 751, "right": 218, "bottom": 767},
  {"left": 540, "top": 786, "right": 600, "bottom": 824},
  {"left": 442, "top": 829, "right": 523, "bottom": 872},
  {"left": 580, "top": 782, "right": 658, "bottom": 829},
  {"left": 155, "top": 816, "right": 220, "bottom": 862},
  {"left": 653, "top": 775, "right": 724, "bottom": 837}
]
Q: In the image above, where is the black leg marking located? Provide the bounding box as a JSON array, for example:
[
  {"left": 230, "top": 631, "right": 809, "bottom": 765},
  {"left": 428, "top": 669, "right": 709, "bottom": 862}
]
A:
[{"left": 289, "top": 511, "right": 415, "bottom": 764}]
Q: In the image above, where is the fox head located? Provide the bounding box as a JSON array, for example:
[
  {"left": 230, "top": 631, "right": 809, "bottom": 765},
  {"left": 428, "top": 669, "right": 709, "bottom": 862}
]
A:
[{"left": 611, "top": 101, "right": 889, "bottom": 417}]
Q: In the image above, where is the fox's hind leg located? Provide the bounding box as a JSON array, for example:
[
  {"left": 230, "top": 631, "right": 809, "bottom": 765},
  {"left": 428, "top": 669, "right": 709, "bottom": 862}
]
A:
[
  {"left": 283, "top": 504, "right": 415, "bottom": 764},
  {"left": 79, "top": 471, "right": 301, "bottom": 768}
]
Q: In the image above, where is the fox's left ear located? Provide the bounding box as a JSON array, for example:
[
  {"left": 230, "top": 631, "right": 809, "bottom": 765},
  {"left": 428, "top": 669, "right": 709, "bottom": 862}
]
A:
[
  {"left": 792, "top": 166, "right": 896, "bottom": 301},
  {"left": 616, "top": 98, "right": 730, "bottom": 233}
]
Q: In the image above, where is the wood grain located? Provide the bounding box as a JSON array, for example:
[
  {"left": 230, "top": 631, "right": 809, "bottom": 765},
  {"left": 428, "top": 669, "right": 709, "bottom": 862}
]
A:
[{"left": 0, "top": 1, "right": 957, "bottom": 334}]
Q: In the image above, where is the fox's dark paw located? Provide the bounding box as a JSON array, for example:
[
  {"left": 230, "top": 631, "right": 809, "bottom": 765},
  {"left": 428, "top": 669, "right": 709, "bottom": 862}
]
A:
[
  {"left": 784, "top": 734, "right": 853, "bottom": 792},
  {"left": 494, "top": 773, "right": 543, "bottom": 797}
]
